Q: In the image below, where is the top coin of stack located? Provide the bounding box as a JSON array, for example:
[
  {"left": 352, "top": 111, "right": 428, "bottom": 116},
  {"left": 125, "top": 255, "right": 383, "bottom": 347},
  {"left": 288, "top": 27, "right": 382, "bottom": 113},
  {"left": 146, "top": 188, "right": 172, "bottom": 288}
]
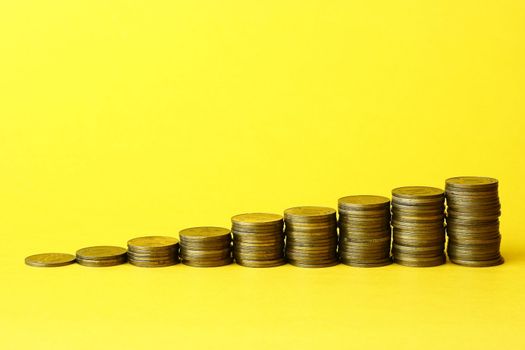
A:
[
  {"left": 76, "top": 246, "right": 127, "bottom": 267},
  {"left": 445, "top": 176, "right": 504, "bottom": 267},
  {"left": 127, "top": 236, "right": 179, "bottom": 267},
  {"left": 179, "top": 227, "right": 232, "bottom": 267},
  {"left": 338, "top": 195, "right": 392, "bottom": 267},
  {"left": 391, "top": 186, "right": 446, "bottom": 267},
  {"left": 231, "top": 213, "right": 285, "bottom": 267},
  {"left": 285, "top": 206, "right": 338, "bottom": 268}
]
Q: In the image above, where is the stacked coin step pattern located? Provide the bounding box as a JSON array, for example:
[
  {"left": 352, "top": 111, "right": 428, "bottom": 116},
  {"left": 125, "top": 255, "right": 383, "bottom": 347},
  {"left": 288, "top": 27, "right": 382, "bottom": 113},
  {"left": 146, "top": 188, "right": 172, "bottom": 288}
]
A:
[
  {"left": 24, "top": 176, "right": 505, "bottom": 269},
  {"left": 338, "top": 195, "right": 392, "bottom": 267},
  {"left": 231, "top": 213, "right": 286, "bottom": 267},
  {"left": 76, "top": 246, "right": 127, "bottom": 267},
  {"left": 391, "top": 186, "right": 447, "bottom": 267},
  {"left": 445, "top": 176, "right": 504, "bottom": 267},
  {"left": 127, "top": 236, "right": 180, "bottom": 267},
  {"left": 284, "top": 206, "right": 339, "bottom": 268},
  {"left": 179, "top": 227, "right": 233, "bottom": 267}
]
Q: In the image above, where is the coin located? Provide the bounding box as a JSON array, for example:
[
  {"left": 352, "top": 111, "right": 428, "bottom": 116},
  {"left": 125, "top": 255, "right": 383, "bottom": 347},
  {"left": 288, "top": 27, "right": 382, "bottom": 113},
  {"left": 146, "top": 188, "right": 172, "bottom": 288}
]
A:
[
  {"left": 127, "top": 252, "right": 175, "bottom": 261},
  {"left": 129, "top": 259, "right": 177, "bottom": 267},
  {"left": 341, "top": 259, "right": 392, "bottom": 268},
  {"left": 76, "top": 256, "right": 127, "bottom": 267},
  {"left": 127, "top": 236, "right": 179, "bottom": 251},
  {"left": 180, "top": 227, "right": 231, "bottom": 240},
  {"left": 25, "top": 253, "right": 76, "bottom": 267},
  {"left": 233, "top": 257, "right": 286, "bottom": 268},
  {"left": 284, "top": 206, "right": 336, "bottom": 220},
  {"left": 445, "top": 177, "right": 498, "bottom": 191},
  {"left": 182, "top": 257, "right": 234, "bottom": 268},
  {"left": 338, "top": 195, "right": 390, "bottom": 210},
  {"left": 287, "top": 259, "right": 339, "bottom": 268},
  {"left": 449, "top": 256, "right": 504, "bottom": 267},
  {"left": 392, "top": 186, "right": 445, "bottom": 199},
  {"left": 76, "top": 246, "right": 127, "bottom": 260},
  {"left": 393, "top": 255, "right": 446, "bottom": 267},
  {"left": 232, "top": 213, "right": 283, "bottom": 226}
]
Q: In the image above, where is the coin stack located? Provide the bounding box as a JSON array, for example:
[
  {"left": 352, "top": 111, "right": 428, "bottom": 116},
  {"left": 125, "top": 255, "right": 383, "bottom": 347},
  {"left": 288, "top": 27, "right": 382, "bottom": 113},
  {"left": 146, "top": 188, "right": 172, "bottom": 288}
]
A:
[
  {"left": 338, "top": 195, "right": 392, "bottom": 267},
  {"left": 391, "top": 187, "right": 446, "bottom": 267},
  {"left": 231, "top": 213, "right": 285, "bottom": 267},
  {"left": 284, "top": 206, "right": 338, "bottom": 268},
  {"left": 179, "top": 227, "right": 233, "bottom": 267},
  {"left": 76, "top": 246, "right": 127, "bottom": 267},
  {"left": 445, "top": 176, "right": 504, "bottom": 267},
  {"left": 127, "top": 236, "right": 179, "bottom": 267}
]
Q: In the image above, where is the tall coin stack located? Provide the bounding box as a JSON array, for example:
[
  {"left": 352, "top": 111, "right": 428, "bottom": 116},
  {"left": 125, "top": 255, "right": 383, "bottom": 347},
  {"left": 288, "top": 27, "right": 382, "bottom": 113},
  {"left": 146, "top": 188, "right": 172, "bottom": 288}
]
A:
[
  {"left": 284, "top": 206, "right": 338, "bottom": 268},
  {"left": 127, "top": 236, "right": 179, "bottom": 267},
  {"left": 179, "top": 227, "right": 232, "bottom": 267},
  {"left": 391, "top": 187, "right": 446, "bottom": 267},
  {"left": 445, "top": 176, "right": 504, "bottom": 267},
  {"left": 231, "top": 213, "right": 286, "bottom": 267},
  {"left": 338, "top": 195, "right": 392, "bottom": 267}
]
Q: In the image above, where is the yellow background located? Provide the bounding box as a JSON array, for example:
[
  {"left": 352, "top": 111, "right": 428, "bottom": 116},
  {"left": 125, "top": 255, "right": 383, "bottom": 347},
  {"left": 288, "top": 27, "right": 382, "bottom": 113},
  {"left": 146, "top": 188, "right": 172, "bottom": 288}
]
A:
[{"left": 1, "top": 1, "right": 524, "bottom": 349}]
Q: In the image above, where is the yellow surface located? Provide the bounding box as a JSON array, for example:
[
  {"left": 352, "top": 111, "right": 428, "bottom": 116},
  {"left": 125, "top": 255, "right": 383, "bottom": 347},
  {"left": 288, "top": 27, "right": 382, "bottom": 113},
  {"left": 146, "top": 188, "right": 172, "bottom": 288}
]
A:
[{"left": 1, "top": 1, "right": 524, "bottom": 349}]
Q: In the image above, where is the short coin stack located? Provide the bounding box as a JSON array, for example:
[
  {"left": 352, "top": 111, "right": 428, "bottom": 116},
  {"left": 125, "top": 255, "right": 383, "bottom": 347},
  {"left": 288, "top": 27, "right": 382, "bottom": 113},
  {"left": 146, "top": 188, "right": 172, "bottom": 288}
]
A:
[
  {"left": 127, "top": 236, "right": 179, "bottom": 267},
  {"left": 25, "top": 253, "right": 76, "bottom": 267},
  {"left": 76, "top": 246, "right": 127, "bottom": 267},
  {"left": 391, "top": 187, "right": 446, "bottom": 267},
  {"left": 445, "top": 176, "right": 504, "bottom": 267},
  {"left": 231, "top": 213, "right": 285, "bottom": 267},
  {"left": 285, "top": 206, "right": 338, "bottom": 268},
  {"left": 338, "top": 195, "right": 392, "bottom": 267},
  {"left": 179, "top": 227, "right": 232, "bottom": 267}
]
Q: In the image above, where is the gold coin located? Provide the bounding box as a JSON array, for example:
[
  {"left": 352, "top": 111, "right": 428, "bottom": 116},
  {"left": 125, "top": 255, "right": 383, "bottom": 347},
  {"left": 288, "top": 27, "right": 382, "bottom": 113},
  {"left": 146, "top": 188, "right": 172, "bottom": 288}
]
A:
[
  {"left": 179, "top": 227, "right": 231, "bottom": 242},
  {"left": 25, "top": 253, "right": 76, "bottom": 267},
  {"left": 76, "top": 257, "right": 126, "bottom": 267},
  {"left": 235, "top": 257, "right": 286, "bottom": 268},
  {"left": 338, "top": 195, "right": 390, "bottom": 210},
  {"left": 445, "top": 176, "right": 498, "bottom": 190},
  {"left": 182, "top": 257, "right": 233, "bottom": 267},
  {"left": 393, "top": 255, "right": 446, "bottom": 267},
  {"left": 284, "top": 206, "right": 336, "bottom": 219},
  {"left": 231, "top": 213, "right": 283, "bottom": 225},
  {"left": 287, "top": 259, "right": 339, "bottom": 268},
  {"left": 76, "top": 246, "right": 127, "bottom": 260},
  {"left": 449, "top": 256, "right": 504, "bottom": 267},
  {"left": 127, "top": 236, "right": 179, "bottom": 251},
  {"left": 129, "top": 259, "right": 178, "bottom": 267},
  {"left": 392, "top": 186, "right": 444, "bottom": 199},
  {"left": 341, "top": 259, "right": 392, "bottom": 268}
]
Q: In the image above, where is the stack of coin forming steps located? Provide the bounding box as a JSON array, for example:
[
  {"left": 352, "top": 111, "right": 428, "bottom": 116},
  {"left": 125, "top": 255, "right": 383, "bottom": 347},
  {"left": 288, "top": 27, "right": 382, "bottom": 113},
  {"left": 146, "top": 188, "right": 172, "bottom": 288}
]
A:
[
  {"left": 24, "top": 176, "right": 505, "bottom": 270},
  {"left": 391, "top": 187, "right": 446, "bottom": 267},
  {"left": 127, "top": 236, "right": 179, "bottom": 267},
  {"left": 231, "top": 213, "right": 285, "bottom": 267},
  {"left": 445, "top": 176, "right": 504, "bottom": 267},
  {"left": 338, "top": 195, "right": 392, "bottom": 267},
  {"left": 179, "top": 227, "right": 232, "bottom": 267},
  {"left": 76, "top": 246, "right": 127, "bottom": 267},
  {"left": 284, "top": 206, "right": 338, "bottom": 268}
]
